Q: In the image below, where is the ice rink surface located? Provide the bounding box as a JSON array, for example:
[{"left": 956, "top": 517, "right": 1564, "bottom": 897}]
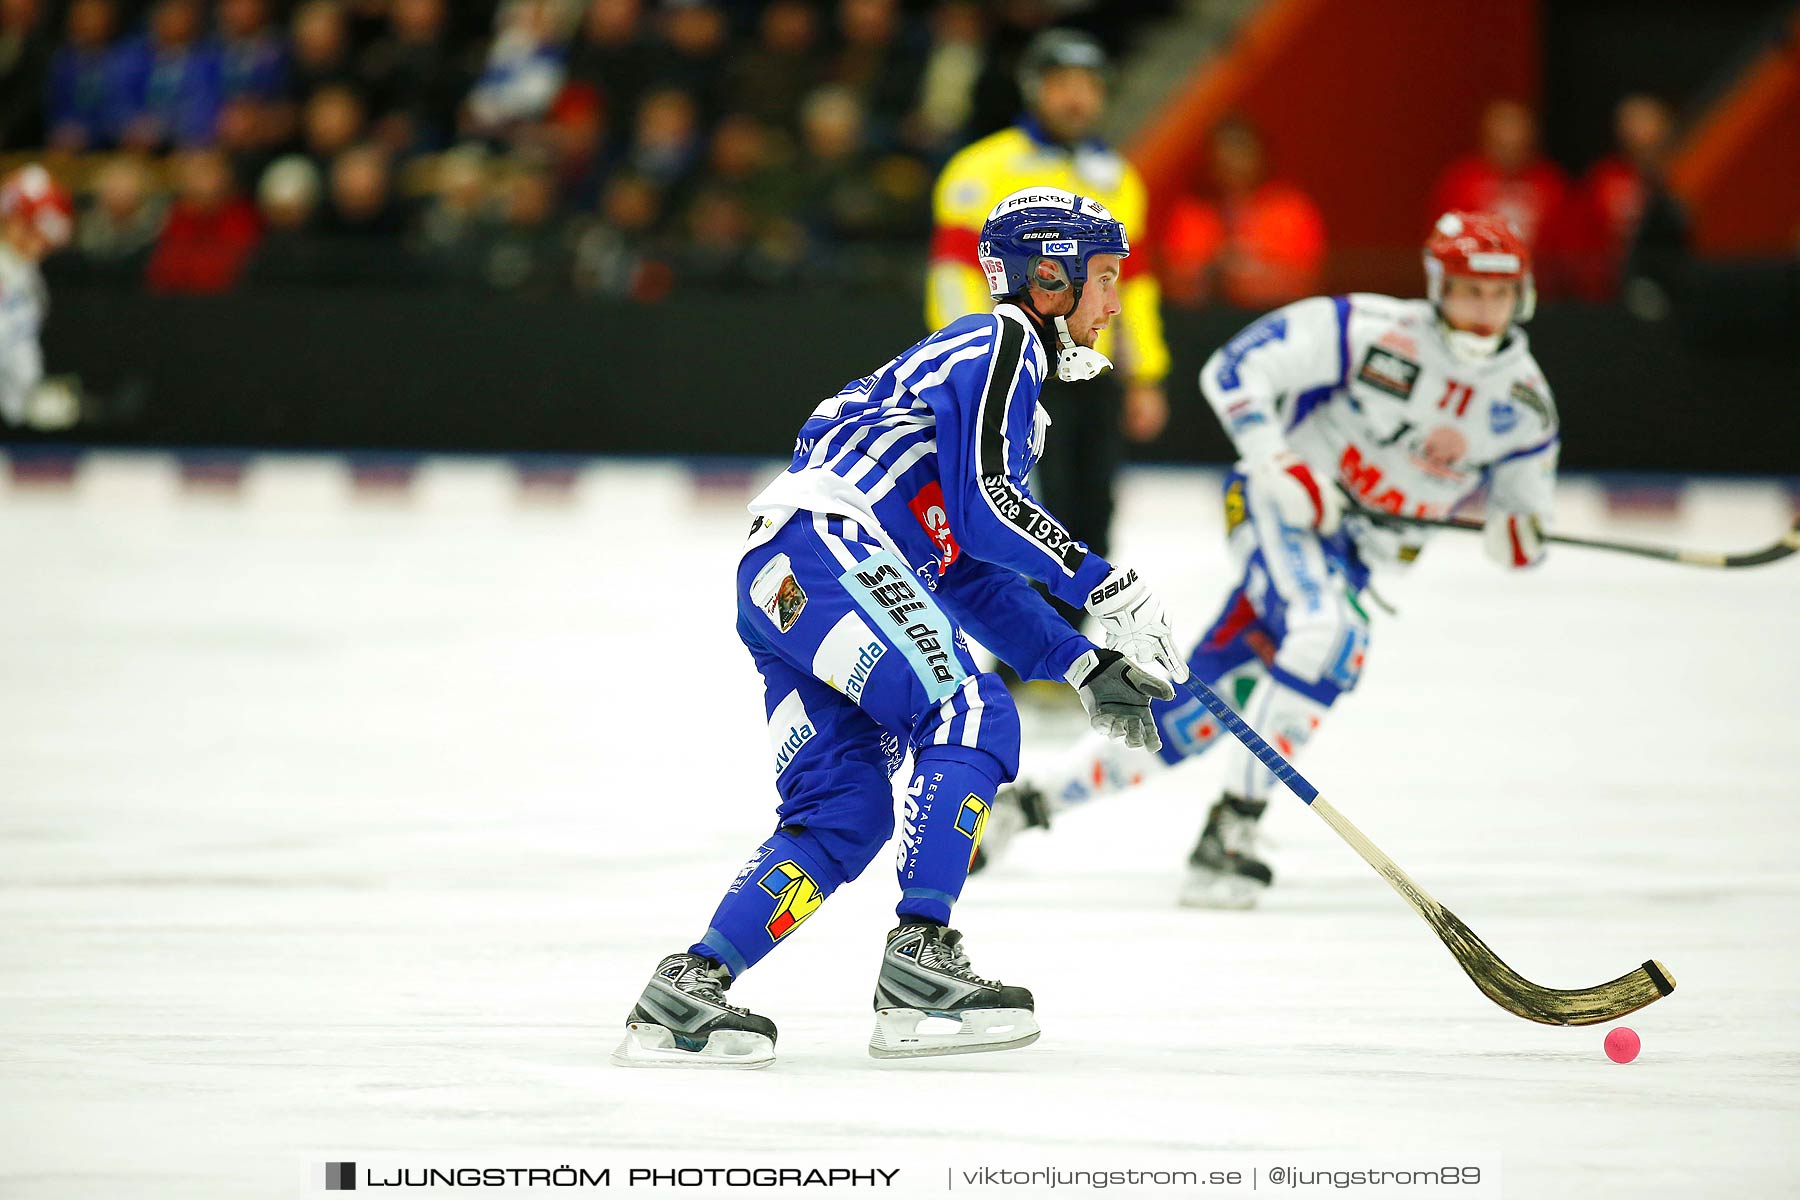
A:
[{"left": 2, "top": 455, "right": 1797, "bottom": 1199}]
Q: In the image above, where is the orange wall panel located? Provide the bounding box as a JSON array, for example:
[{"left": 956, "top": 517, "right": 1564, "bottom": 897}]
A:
[
  {"left": 1668, "top": 17, "right": 1800, "bottom": 255},
  {"left": 1132, "top": 0, "right": 1542, "bottom": 262}
]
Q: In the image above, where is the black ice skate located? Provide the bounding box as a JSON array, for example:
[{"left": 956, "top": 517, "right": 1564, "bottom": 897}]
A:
[
  {"left": 869, "top": 924, "right": 1039, "bottom": 1059},
  {"left": 1179, "top": 794, "right": 1273, "bottom": 910},
  {"left": 612, "top": 953, "right": 777, "bottom": 1069},
  {"left": 967, "top": 781, "right": 1052, "bottom": 874}
]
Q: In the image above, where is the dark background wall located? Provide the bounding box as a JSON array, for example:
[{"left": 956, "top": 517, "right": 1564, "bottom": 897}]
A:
[
  {"left": 27, "top": 287, "right": 1799, "bottom": 475},
  {"left": 1542, "top": 0, "right": 1791, "bottom": 170}
]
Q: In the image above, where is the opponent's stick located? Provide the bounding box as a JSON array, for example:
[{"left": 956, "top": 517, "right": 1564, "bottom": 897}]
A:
[
  {"left": 1352, "top": 504, "right": 1800, "bottom": 569},
  {"left": 1178, "top": 675, "right": 1676, "bottom": 1025}
]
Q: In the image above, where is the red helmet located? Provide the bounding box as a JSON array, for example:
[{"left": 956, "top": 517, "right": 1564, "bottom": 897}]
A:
[
  {"left": 1423, "top": 210, "right": 1535, "bottom": 322},
  {"left": 1, "top": 165, "right": 75, "bottom": 251}
]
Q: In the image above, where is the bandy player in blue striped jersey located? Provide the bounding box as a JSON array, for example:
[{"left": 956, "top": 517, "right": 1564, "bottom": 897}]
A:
[
  {"left": 980, "top": 212, "right": 1563, "bottom": 908},
  {"left": 614, "top": 189, "right": 1190, "bottom": 1068}
]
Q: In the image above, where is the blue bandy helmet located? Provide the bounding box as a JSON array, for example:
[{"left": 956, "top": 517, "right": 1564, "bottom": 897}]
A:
[
  {"left": 977, "top": 188, "right": 1130, "bottom": 380},
  {"left": 977, "top": 188, "right": 1130, "bottom": 306}
]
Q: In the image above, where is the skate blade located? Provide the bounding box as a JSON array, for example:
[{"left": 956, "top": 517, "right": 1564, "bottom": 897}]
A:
[
  {"left": 610, "top": 1022, "right": 776, "bottom": 1070},
  {"left": 1178, "top": 869, "right": 1266, "bottom": 911},
  {"left": 867, "top": 1007, "right": 1040, "bottom": 1060}
]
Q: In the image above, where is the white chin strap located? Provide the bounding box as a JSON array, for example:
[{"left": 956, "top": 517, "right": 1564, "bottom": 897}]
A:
[
  {"left": 1053, "top": 315, "right": 1113, "bottom": 381},
  {"left": 1441, "top": 322, "right": 1504, "bottom": 362}
]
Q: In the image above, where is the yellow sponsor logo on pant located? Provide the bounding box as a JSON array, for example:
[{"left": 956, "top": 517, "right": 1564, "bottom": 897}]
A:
[
  {"left": 759, "top": 860, "right": 824, "bottom": 941},
  {"left": 955, "top": 794, "right": 989, "bottom": 869}
]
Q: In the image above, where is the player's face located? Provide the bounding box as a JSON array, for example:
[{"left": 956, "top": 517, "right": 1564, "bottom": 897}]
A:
[
  {"left": 1440, "top": 276, "right": 1520, "bottom": 336},
  {"left": 1032, "top": 67, "right": 1105, "bottom": 142},
  {"left": 1066, "top": 255, "right": 1123, "bottom": 346}
]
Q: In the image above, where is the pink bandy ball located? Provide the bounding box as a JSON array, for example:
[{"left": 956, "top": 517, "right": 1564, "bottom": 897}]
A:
[{"left": 1604, "top": 1027, "right": 1641, "bottom": 1064}]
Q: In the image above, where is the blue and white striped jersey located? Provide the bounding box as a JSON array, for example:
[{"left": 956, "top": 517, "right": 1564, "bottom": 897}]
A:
[{"left": 749, "top": 304, "right": 1110, "bottom": 682}]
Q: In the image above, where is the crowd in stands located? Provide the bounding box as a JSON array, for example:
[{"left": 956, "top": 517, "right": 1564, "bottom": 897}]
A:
[
  {"left": 0, "top": 0, "right": 1684, "bottom": 307},
  {"left": 3, "top": 0, "right": 1153, "bottom": 295}
]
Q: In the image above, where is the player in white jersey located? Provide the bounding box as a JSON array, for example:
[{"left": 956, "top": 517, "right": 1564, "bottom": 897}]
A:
[
  {"left": 979, "top": 212, "right": 1562, "bottom": 907},
  {"left": 0, "top": 166, "right": 74, "bottom": 431}
]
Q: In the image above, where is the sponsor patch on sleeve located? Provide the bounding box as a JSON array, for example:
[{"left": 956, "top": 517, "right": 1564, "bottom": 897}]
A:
[
  {"left": 1355, "top": 346, "right": 1421, "bottom": 400},
  {"left": 907, "top": 481, "right": 961, "bottom": 575},
  {"left": 1225, "top": 398, "right": 1267, "bottom": 434},
  {"left": 1489, "top": 398, "right": 1519, "bottom": 435}
]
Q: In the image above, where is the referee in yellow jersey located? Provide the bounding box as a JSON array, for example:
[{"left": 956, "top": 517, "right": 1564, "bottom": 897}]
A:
[{"left": 927, "top": 29, "right": 1171, "bottom": 623}]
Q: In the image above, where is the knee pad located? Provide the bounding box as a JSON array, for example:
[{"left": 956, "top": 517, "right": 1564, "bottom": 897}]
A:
[
  {"left": 1220, "top": 674, "right": 1335, "bottom": 802},
  {"left": 779, "top": 809, "right": 891, "bottom": 887},
  {"left": 774, "top": 750, "right": 897, "bottom": 883},
  {"left": 911, "top": 672, "right": 1020, "bottom": 782},
  {"left": 1273, "top": 610, "right": 1369, "bottom": 699},
  {"left": 1153, "top": 693, "right": 1226, "bottom": 765},
  {"left": 1152, "top": 660, "right": 1265, "bottom": 764}
]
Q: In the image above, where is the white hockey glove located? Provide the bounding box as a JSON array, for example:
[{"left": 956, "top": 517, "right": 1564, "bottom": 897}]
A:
[
  {"left": 1084, "top": 566, "right": 1189, "bottom": 682},
  {"left": 1064, "top": 647, "right": 1177, "bottom": 751},
  {"left": 1483, "top": 511, "right": 1547, "bottom": 569},
  {"left": 1248, "top": 450, "right": 1342, "bottom": 535}
]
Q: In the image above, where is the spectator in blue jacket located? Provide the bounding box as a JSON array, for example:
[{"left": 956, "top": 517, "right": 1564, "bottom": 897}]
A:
[
  {"left": 45, "top": 0, "right": 120, "bottom": 149},
  {"left": 217, "top": 0, "right": 292, "bottom": 153},
  {"left": 218, "top": 0, "right": 288, "bottom": 105},
  {"left": 111, "top": 0, "right": 223, "bottom": 150}
]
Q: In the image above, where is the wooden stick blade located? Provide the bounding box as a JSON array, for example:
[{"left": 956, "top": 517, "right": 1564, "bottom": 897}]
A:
[
  {"left": 1309, "top": 795, "right": 1678, "bottom": 1026},
  {"left": 1428, "top": 904, "right": 1677, "bottom": 1026},
  {"left": 1713, "top": 515, "right": 1800, "bottom": 568}
]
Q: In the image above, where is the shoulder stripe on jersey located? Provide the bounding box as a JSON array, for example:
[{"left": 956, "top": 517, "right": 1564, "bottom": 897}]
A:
[
  {"left": 1285, "top": 385, "right": 1333, "bottom": 433},
  {"left": 1331, "top": 295, "right": 1352, "bottom": 387},
  {"left": 908, "top": 344, "right": 992, "bottom": 397},
  {"left": 848, "top": 429, "right": 933, "bottom": 489},
  {"left": 806, "top": 330, "right": 990, "bottom": 469},
  {"left": 976, "top": 316, "right": 1021, "bottom": 477},
  {"left": 974, "top": 315, "right": 1087, "bottom": 576},
  {"left": 824, "top": 410, "right": 928, "bottom": 476},
  {"left": 882, "top": 328, "right": 993, "bottom": 411},
  {"left": 865, "top": 437, "right": 938, "bottom": 501},
  {"left": 1281, "top": 297, "right": 1351, "bottom": 433},
  {"left": 858, "top": 415, "right": 934, "bottom": 466},
  {"left": 902, "top": 327, "right": 992, "bottom": 382},
  {"left": 1493, "top": 433, "right": 1560, "bottom": 466}
]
